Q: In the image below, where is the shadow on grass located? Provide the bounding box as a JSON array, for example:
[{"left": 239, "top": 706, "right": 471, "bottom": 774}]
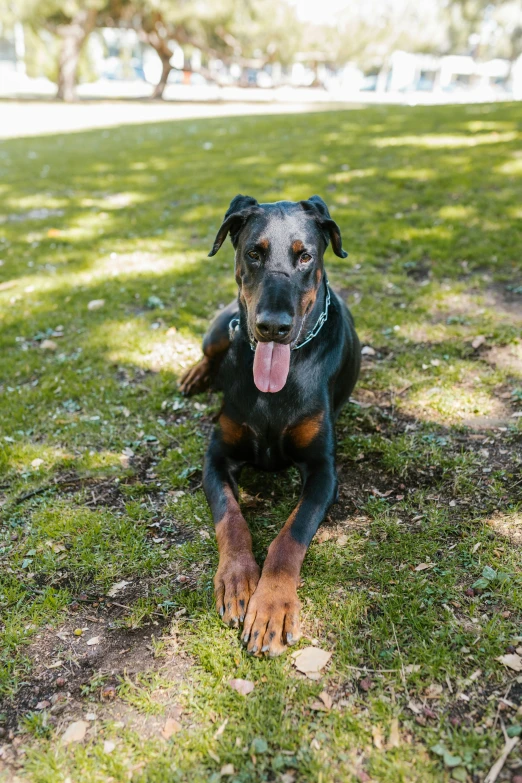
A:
[{"left": 0, "top": 102, "right": 521, "bottom": 782}]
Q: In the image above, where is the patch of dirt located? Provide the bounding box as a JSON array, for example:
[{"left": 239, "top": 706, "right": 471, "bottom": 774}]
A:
[
  {"left": 0, "top": 588, "right": 193, "bottom": 768},
  {"left": 329, "top": 386, "right": 522, "bottom": 528},
  {"left": 484, "top": 340, "right": 522, "bottom": 377}
]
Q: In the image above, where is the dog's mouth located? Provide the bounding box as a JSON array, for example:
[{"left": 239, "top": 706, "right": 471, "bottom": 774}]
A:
[{"left": 253, "top": 340, "right": 291, "bottom": 394}]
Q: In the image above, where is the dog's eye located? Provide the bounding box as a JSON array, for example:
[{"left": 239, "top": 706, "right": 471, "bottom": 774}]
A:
[
  {"left": 299, "top": 253, "right": 312, "bottom": 264},
  {"left": 247, "top": 250, "right": 260, "bottom": 261}
]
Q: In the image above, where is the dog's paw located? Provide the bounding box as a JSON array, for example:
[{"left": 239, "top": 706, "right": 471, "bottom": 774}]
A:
[
  {"left": 242, "top": 574, "right": 301, "bottom": 657},
  {"left": 179, "top": 357, "right": 212, "bottom": 396},
  {"left": 214, "top": 554, "right": 260, "bottom": 628}
]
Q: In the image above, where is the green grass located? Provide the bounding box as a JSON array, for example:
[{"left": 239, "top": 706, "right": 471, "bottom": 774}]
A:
[{"left": 0, "top": 101, "right": 521, "bottom": 783}]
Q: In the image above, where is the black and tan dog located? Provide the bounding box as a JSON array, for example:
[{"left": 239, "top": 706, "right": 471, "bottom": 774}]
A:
[{"left": 180, "top": 194, "right": 360, "bottom": 656}]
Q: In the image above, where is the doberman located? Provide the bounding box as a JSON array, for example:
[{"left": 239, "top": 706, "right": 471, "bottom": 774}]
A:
[{"left": 180, "top": 194, "right": 360, "bottom": 657}]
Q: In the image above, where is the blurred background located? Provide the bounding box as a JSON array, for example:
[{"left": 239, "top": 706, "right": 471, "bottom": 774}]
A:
[{"left": 1, "top": 0, "right": 521, "bottom": 106}]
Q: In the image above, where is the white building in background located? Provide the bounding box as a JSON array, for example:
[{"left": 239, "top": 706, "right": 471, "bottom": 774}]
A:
[
  {"left": 384, "top": 50, "right": 513, "bottom": 96},
  {"left": 0, "top": 22, "right": 26, "bottom": 74}
]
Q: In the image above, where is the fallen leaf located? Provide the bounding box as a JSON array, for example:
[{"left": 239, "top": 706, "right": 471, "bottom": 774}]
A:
[
  {"left": 214, "top": 718, "right": 228, "bottom": 738},
  {"left": 372, "top": 724, "right": 384, "bottom": 749},
  {"left": 388, "top": 717, "right": 400, "bottom": 748},
  {"left": 318, "top": 691, "right": 333, "bottom": 710},
  {"left": 407, "top": 699, "right": 423, "bottom": 715},
  {"left": 496, "top": 653, "right": 522, "bottom": 672},
  {"left": 107, "top": 580, "right": 130, "bottom": 597},
  {"left": 415, "top": 562, "right": 435, "bottom": 572},
  {"left": 404, "top": 664, "right": 421, "bottom": 674},
  {"left": 161, "top": 718, "right": 182, "bottom": 739},
  {"left": 471, "top": 335, "right": 486, "bottom": 349},
  {"left": 425, "top": 683, "right": 443, "bottom": 699},
  {"left": 86, "top": 636, "right": 100, "bottom": 646},
  {"left": 87, "top": 299, "right": 105, "bottom": 311},
  {"left": 31, "top": 458, "right": 44, "bottom": 468},
  {"left": 220, "top": 764, "right": 234, "bottom": 776},
  {"left": 36, "top": 700, "right": 50, "bottom": 710},
  {"left": 103, "top": 740, "right": 116, "bottom": 754},
  {"left": 45, "top": 660, "right": 63, "bottom": 669},
  {"left": 292, "top": 647, "right": 331, "bottom": 679},
  {"left": 228, "top": 678, "right": 255, "bottom": 696},
  {"left": 40, "top": 339, "right": 58, "bottom": 351},
  {"left": 359, "top": 677, "right": 373, "bottom": 692},
  {"left": 61, "top": 720, "right": 89, "bottom": 745}
]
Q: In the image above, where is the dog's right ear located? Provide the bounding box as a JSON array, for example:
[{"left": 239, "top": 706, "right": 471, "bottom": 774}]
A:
[{"left": 208, "top": 195, "right": 259, "bottom": 256}]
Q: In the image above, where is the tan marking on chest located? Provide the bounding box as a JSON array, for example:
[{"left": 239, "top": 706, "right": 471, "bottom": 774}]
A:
[
  {"left": 219, "top": 414, "right": 244, "bottom": 445},
  {"left": 287, "top": 412, "right": 324, "bottom": 449}
]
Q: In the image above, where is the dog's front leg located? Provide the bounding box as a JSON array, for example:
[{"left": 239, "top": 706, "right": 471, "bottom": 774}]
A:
[
  {"left": 242, "top": 452, "right": 337, "bottom": 657},
  {"left": 203, "top": 432, "right": 260, "bottom": 627}
]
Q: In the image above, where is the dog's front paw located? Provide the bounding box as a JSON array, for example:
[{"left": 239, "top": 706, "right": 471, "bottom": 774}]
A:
[
  {"left": 214, "top": 553, "right": 260, "bottom": 628},
  {"left": 242, "top": 574, "right": 301, "bottom": 657}
]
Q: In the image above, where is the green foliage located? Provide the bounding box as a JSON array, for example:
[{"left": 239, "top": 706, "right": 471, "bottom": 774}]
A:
[{"left": 0, "top": 102, "right": 521, "bottom": 782}]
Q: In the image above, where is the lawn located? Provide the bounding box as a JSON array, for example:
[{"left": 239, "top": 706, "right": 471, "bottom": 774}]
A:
[{"left": 0, "top": 101, "right": 521, "bottom": 783}]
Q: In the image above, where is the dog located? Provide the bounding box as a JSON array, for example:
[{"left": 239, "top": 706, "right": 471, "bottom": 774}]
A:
[{"left": 180, "top": 195, "right": 360, "bottom": 656}]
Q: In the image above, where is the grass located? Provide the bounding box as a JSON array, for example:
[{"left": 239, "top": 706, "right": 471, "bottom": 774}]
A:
[{"left": 0, "top": 100, "right": 521, "bottom": 783}]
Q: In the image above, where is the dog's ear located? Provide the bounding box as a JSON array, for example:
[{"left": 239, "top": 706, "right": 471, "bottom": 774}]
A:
[
  {"left": 301, "top": 194, "right": 348, "bottom": 258},
  {"left": 208, "top": 195, "right": 259, "bottom": 256}
]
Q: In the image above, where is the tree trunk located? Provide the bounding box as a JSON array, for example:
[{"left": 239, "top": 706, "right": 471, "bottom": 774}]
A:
[
  {"left": 151, "top": 53, "right": 172, "bottom": 99},
  {"left": 56, "top": 7, "right": 97, "bottom": 102}
]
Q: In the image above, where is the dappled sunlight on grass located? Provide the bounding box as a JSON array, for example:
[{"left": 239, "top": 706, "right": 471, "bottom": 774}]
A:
[
  {"left": 95, "top": 319, "right": 200, "bottom": 374},
  {"left": 387, "top": 167, "right": 436, "bottom": 181},
  {"left": 486, "top": 511, "right": 522, "bottom": 545},
  {"left": 438, "top": 204, "right": 476, "bottom": 220},
  {"left": 408, "top": 381, "right": 507, "bottom": 425},
  {"left": 278, "top": 162, "right": 323, "bottom": 175},
  {"left": 371, "top": 131, "right": 519, "bottom": 148},
  {"left": 1, "top": 102, "right": 522, "bottom": 783},
  {"left": 494, "top": 154, "right": 522, "bottom": 176},
  {"left": 329, "top": 167, "right": 377, "bottom": 183}
]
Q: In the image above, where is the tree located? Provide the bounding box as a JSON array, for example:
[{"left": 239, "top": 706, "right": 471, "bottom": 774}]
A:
[
  {"left": 9, "top": 0, "right": 105, "bottom": 100},
  {"left": 121, "top": 0, "right": 302, "bottom": 98}
]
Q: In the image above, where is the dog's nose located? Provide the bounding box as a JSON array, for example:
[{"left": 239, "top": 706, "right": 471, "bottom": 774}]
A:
[{"left": 255, "top": 311, "right": 293, "bottom": 341}]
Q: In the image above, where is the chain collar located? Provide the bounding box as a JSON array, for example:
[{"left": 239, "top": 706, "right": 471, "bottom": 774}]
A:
[{"left": 229, "top": 275, "right": 331, "bottom": 352}]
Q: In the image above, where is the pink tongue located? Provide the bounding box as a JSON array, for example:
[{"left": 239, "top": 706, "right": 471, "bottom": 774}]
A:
[{"left": 253, "top": 341, "right": 291, "bottom": 393}]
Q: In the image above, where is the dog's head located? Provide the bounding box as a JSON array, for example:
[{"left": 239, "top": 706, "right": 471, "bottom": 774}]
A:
[{"left": 209, "top": 195, "right": 347, "bottom": 351}]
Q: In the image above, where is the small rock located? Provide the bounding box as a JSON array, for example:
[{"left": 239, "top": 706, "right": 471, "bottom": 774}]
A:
[
  {"left": 41, "top": 339, "right": 58, "bottom": 351},
  {"left": 464, "top": 588, "right": 475, "bottom": 597},
  {"left": 87, "top": 299, "right": 105, "bottom": 311},
  {"left": 361, "top": 345, "right": 376, "bottom": 356},
  {"left": 359, "top": 677, "right": 373, "bottom": 692}
]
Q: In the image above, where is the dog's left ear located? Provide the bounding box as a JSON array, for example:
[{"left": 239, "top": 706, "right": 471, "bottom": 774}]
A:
[
  {"left": 301, "top": 194, "right": 348, "bottom": 258},
  {"left": 208, "top": 194, "right": 260, "bottom": 256}
]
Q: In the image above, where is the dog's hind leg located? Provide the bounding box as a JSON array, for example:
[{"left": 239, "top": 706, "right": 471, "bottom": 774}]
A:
[{"left": 179, "top": 299, "right": 238, "bottom": 396}]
